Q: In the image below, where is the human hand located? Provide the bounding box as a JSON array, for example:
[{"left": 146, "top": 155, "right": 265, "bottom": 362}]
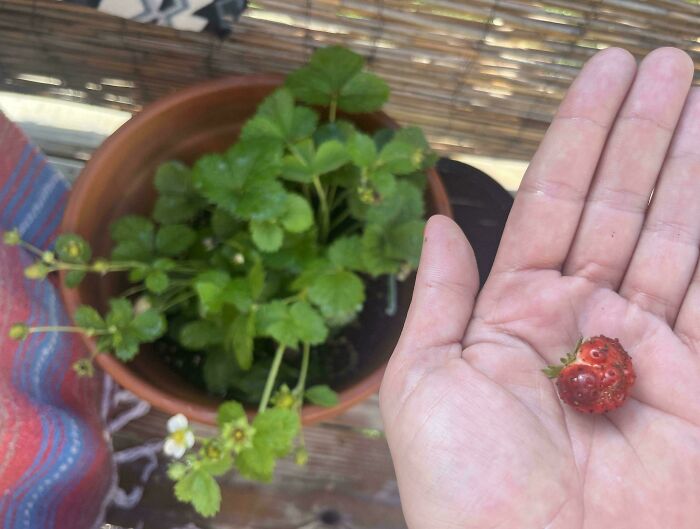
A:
[{"left": 380, "top": 47, "right": 700, "bottom": 529}]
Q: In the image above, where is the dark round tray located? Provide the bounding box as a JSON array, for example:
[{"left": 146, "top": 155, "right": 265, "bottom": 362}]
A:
[{"left": 437, "top": 158, "right": 514, "bottom": 287}]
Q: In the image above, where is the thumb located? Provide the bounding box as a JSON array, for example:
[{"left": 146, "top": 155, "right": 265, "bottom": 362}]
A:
[{"left": 396, "top": 215, "right": 480, "bottom": 357}]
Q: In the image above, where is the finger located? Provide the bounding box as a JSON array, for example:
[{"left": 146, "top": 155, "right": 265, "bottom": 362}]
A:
[
  {"left": 492, "top": 48, "right": 637, "bottom": 274},
  {"left": 395, "top": 215, "right": 479, "bottom": 357},
  {"left": 564, "top": 48, "right": 695, "bottom": 289},
  {"left": 620, "top": 87, "right": 700, "bottom": 323},
  {"left": 675, "top": 262, "right": 700, "bottom": 352}
]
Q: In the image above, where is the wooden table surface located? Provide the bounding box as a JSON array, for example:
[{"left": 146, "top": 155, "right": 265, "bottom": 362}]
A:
[{"left": 106, "top": 396, "right": 402, "bottom": 529}]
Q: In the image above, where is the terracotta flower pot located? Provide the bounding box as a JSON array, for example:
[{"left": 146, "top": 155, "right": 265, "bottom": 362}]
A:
[{"left": 60, "top": 75, "right": 452, "bottom": 426}]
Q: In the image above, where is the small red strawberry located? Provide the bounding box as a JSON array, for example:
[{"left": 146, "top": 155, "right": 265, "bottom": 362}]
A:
[{"left": 543, "top": 336, "right": 636, "bottom": 414}]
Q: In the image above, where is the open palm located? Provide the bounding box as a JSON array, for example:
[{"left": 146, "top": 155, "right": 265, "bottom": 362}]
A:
[{"left": 380, "top": 47, "right": 700, "bottom": 529}]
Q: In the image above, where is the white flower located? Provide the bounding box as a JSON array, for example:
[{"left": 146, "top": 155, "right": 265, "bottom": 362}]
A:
[
  {"left": 134, "top": 295, "right": 152, "bottom": 315},
  {"left": 163, "top": 413, "right": 195, "bottom": 459}
]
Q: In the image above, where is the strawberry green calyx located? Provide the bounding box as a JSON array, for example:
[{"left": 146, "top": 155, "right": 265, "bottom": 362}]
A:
[{"left": 542, "top": 337, "right": 583, "bottom": 379}]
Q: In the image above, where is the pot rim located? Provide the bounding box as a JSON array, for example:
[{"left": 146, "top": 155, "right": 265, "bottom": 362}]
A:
[{"left": 60, "top": 74, "right": 452, "bottom": 426}]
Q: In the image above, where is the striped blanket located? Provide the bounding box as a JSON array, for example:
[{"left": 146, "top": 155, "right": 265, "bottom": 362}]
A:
[{"left": 0, "top": 113, "right": 112, "bottom": 528}]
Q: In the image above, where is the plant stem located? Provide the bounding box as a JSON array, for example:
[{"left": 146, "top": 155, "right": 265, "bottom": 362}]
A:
[
  {"left": 327, "top": 184, "right": 337, "bottom": 210},
  {"left": 312, "top": 175, "right": 330, "bottom": 242},
  {"left": 329, "top": 208, "right": 352, "bottom": 231},
  {"left": 329, "top": 96, "right": 338, "bottom": 123},
  {"left": 295, "top": 342, "right": 310, "bottom": 395},
  {"left": 159, "top": 291, "right": 195, "bottom": 312},
  {"left": 331, "top": 189, "right": 350, "bottom": 211},
  {"left": 385, "top": 274, "right": 398, "bottom": 316},
  {"left": 258, "top": 343, "right": 286, "bottom": 413},
  {"left": 19, "top": 240, "right": 45, "bottom": 258},
  {"left": 27, "top": 325, "right": 112, "bottom": 336},
  {"left": 120, "top": 284, "right": 148, "bottom": 298}
]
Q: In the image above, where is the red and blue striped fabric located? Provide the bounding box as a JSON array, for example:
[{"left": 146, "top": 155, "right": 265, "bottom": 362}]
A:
[{"left": 0, "top": 113, "right": 113, "bottom": 528}]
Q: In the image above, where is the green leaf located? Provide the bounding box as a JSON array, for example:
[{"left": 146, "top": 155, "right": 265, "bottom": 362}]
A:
[
  {"left": 368, "top": 169, "right": 397, "bottom": 197},
  {"left": 305, "top": 385, "right": 339, "bottom": 407},
  {"left": 179, "top": 320, "right": 224, "bottom": 350},
  {"left": 255, "top": 301, "right": 288, "bottom": 335},
  {"left": 210, "top": 208, "right": 240, "bottom": 239},
  {"left": 203, "top": 349, "right": 238, "bottom": 395},
  {"left": 192, "top": 142, "right": 285, "bottom": 219},
  {"left": 308, "top": 270, "right": 365, "bottom": 320},
  {"left": 128, "top": 265, "right": 148, "bottom": 282},
  {"left": 403, "top": 170, "right": 428, "bottom": 191},
  {"left": 378, "top": 126, "right": 432, "bottom": 174},
  {"left": 262, "top": 229, "right": 320, "bottom": 273},
  {"left": 235, "top": 444, "right": 275, "bottom": 482},
  {"left": 373, "top": 128, "right": 395, "bottom": 150},
  {"left": 194, "top": 271, "right": 230, "bottom": 316},
  {"left": 201, "top": 455, "right": 233, "bottom": 477},
  {"left": 217, "top": 401, "right": 246, "bottom": 427},
  {"left": 156, "top": 225, "right": 197, "bottom": 256},
  {"left": 347, "top": 132, "right": 377, "bottom": 168},
  {"left": 338, "top": 72, "right": 389, "bottom": 113},
  {"left": 366, "top": 181, "right": 424, "bottom": 226},
  {"left": 266, "top": 316, "right": 299, "bottom": 349},
  {"left": 153, "top": 195, "right": 201, "bottom": 225},
  {"left": 222, "top": 278, "right": 253, "bottom": 312},
  {"left": 167, "top": 462, "right": 187, "bottom": 481},
  {"left": 280, "top": 194, "right": 313, "bottom": 233},
  {"left": 281, "top": 139, "right": 315, "bottom": 183},
  {"left": 154, "top": 160, "right": 192, "bottom": 194},
  {"left": 130, "top": 309, "right": 166, "bottom": 342},
  {"left": 286, "top": 46, "right": 365, "bottom": 106},
  {"left": 281, "top": 155, "right": 313, "bottom": 183},
  {"left": 113, "top": 332, "right": 140, "bottom": 361},
  {"left": 290, "top": 258, "right": 334, "bottom": 291},
  {"left": 250, "top": 220, "right": 284, "bottom": 253},
  {"left": 54, "top": 234, "right": 91, "bottom": 263},
  {"left": 253, "top": 408, "right": 300, "bottom": 457},
  {"left": 174, "top": 469, "right": 221, "bottom": 518},
  {"left": 110, "top": 215, "right": 154, "bottom": 242},
  {"left": 228, "top": 311, "right": 256, "bottom": 370},
  {"left": 328, "top": 236, "right": 364, "bottom": 271},
  {"left": 313, "top": 140, "right": 349, "bottom": 175},
  {"left": 106, "top": 298, "right": 133, "bottom": 328},
  {"left": 145, "top": 270, "right": 169, "bottom": 293},
  {"left": 385, "top": 219, "right": 426, "bottom": 267},
  {"left": 235, "top": 178, "right": 289, "bottom": 221},
  {"left": 153, "top": 258, "right": 176, "bottom": 271},
  {"left": 74, "top": 305, "right": 105, "bottom": 330},
  {"left": 324, "top": 164, "right": 360, "bottom": 188},
  {"left": 362, "top": 224, "right": 400, "bottom": 276},
  {"left": 289, "top": 301, "right": 328, "bottom": 345},
  {"left": 110, "top": 215, "right": 155, "bottom": 261},
  {"left": 248, "top": 260, "right": 265, "bottom": 300},
  {"left": 313, "top": 120, "right": 357, "bottom": 145},
  {"left": 192, "top": 153, "right": 240, "bottom": 203},
  {"left": 64, "top": 270, "right": 86, "bottom": 288},
  {"left": 225, "top": 138, "right": 283, "bottom": 182},
  {"left": 241, "top": 89, "right": 318, "bottom": 144}
]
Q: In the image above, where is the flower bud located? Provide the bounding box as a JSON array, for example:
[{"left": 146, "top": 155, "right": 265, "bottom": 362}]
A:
[
  {"left": 41, "top": 251, "right": 56, "bottom": 264},
  {"left": 72, "top": 358, "right": 94, "bottom": 377},
  {"left": 91, "top": 259, "right": 109, "bottom": 274},
  {"left": 295, "top": 447, "right": 309, "bottom": 466},
  {"left": 24, "top": 262, "right": 49, "bottom": 280},
  {"left": 134, "top": 295, "right": 152, "bottom": 315},
  {"left": 8, "top": 323, "right": 29, "bottom": 340},
  {"left": 2, "top": 229, "right": 21, "bottom": 246}
]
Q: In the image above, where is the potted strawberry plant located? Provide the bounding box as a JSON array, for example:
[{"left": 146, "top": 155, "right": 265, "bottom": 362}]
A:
[{"left": 4, "top": 46, "right": 451, "bottom": 516}]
